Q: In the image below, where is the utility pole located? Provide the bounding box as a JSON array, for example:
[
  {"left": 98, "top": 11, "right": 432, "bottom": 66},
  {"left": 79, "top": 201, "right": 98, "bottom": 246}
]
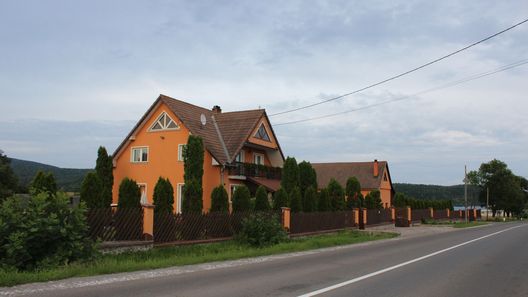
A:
[
  {"left": 486, "top": 187, "right": 489, "bottom": 221},
  {"left": 464, "top": 165, "right": 468, "bottom": 224}
]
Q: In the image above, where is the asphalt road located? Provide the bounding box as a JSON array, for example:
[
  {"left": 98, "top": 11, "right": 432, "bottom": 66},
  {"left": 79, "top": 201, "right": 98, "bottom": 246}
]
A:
[{"left": 3, "top": 222, "right": 527, "bottom": 297}]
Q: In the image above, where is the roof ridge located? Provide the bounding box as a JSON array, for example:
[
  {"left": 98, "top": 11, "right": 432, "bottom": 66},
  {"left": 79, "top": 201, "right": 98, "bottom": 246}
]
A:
[{"left": 159, "top": 94, "right": 211, "bottom": 113}]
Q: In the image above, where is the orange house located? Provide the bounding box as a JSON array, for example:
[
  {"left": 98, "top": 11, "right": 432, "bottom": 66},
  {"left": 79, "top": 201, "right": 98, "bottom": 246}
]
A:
[
  {"left": 312, "top": 160, "right": 395, "bottom": 208},
  {"left": 112, "top": 95, "right": 285, "bottom": 212}
]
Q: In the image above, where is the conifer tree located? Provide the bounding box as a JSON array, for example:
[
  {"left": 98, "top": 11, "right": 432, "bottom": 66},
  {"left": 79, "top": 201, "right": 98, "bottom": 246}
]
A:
[
  {"left": 80, "top": 172, "right": 103, "bottom": 209},
  {"left": 153, "top": 177, "right": 174, "bottom": 214},
  {"left": 272, "top": 188, "right": 289, "bottom": 210},
  {"left": 210, "top": 185, "right": 229, "bottom": 212},
  {"left": 254, "top": 185, "right": 271, "bottom": 211},
  {"left": 95, "top": 146, "right": 114, "bottom": 207},
  {"left": 232, "top": 185, "right": 251, "bottom": 212}
]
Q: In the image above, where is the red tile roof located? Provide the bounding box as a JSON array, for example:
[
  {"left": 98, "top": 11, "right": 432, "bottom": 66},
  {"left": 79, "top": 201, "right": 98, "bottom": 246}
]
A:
[
  {"left": 312, "top": 161, "right": 392, "bottom": 190},
  {"left": 113, "top": 94, "right": 283, "bottom": 165}
]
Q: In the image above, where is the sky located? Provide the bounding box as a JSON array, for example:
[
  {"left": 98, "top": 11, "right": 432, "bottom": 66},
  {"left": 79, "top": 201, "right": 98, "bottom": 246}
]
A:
[{"left": 1, "top": 0, "right": 527, "bottom": 185}]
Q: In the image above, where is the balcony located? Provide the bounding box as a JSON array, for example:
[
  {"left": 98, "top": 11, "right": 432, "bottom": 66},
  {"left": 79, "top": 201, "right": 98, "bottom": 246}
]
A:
[{"left": 228, "top": 162, "right": 282, "bottom": 180}]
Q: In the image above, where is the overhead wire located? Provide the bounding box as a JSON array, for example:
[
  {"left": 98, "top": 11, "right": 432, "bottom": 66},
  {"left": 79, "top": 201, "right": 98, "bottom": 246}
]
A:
[
  {"left": 268, "top": 18, "right": 528, "bottom": 117},
  {"left": 273, "top": 59, "right": 528, "bottom": 126}
]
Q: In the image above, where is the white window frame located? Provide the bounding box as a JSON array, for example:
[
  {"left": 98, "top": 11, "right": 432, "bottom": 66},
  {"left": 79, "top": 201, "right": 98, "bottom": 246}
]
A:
[
  {"left": 148, "top": 111, "right": 180, "bottom": 132},
  {"left": 131, "top": 146, "right": 149, "bottom": 163},
  {"left": 176, "top": 183, "right": 184, "bottom": 214},
  {"left": 235, "top": 150, "right": 245, "bottom": 163},
  {"left": 230, "top": 184, "right": 242, "bottom": 204},
  {"left": 138, "top": 183, "right": 148, "bottom": 205},
  {"left": 178, "top": 144, "right": 186, "bottom": 161},
  {"left": 254, "top": 153, "right": 265, "bottom": 165}
]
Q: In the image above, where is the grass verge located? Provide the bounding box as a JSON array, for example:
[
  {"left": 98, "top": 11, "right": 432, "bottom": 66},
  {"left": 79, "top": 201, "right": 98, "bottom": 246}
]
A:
[
  {"left": 0, "top": 230, "right": 397, "bottom": 287},
  {"left": 452, "top": 221, "right": 489, "bottom": 228}
]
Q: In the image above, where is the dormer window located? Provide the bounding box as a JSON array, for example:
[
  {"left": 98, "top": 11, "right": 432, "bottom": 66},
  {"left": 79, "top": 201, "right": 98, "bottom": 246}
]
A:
[
  {"left": 149, "top": 112, "right": 179, "bottom": 131},
  {"left": 254, "top": 123, "right": 270, "bottom": 141}
]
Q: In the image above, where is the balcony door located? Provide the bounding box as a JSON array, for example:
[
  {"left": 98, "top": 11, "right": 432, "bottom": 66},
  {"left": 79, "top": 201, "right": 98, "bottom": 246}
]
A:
[{"left": 254, "top": 153, "right": 264, "bottom": 165}]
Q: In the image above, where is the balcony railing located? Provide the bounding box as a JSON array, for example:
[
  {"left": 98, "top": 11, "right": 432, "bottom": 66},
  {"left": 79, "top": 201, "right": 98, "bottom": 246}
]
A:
[{"left": 228, "top": 162, "right": 282, "bottom": 180}]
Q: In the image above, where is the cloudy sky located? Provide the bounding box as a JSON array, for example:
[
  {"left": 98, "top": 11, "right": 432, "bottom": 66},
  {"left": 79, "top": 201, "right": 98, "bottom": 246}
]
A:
[{"left": 1, "top": 0, "right": 527, "bottom": 185}]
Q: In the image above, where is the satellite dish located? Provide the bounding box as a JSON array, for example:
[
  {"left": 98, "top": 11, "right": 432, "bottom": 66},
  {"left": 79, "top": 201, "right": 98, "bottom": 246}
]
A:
[{"left": 200, "top": 114, "right": 207, "bottom": 126}]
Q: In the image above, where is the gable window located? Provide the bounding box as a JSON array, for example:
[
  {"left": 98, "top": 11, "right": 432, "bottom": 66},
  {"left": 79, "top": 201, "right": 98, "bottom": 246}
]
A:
[
  {"left": 254, "top": 153, "right": 264, "bottom": 165},
  {"left": 178, "top": 144, "right": 186, "bottom": 161},
  {"left": 254, "top": 123, "right": 271, "bottom": 141},
  {"left": 149, "top": 112, "right": 179, "bottom": 132},
  {"left": 131, "top": 147, "right": 148, "bottom": 163}
]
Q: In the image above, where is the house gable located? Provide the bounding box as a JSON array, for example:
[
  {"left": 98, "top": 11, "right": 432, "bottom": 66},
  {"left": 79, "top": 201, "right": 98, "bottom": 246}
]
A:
[{"left": 247, "top": 116, "right": 279, "bottom": 149}]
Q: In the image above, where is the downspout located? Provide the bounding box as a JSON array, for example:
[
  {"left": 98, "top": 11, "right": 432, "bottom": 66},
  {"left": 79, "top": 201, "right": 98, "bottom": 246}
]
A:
[{"left": 211, "top": 115, "right": 231, "bottom": 186}]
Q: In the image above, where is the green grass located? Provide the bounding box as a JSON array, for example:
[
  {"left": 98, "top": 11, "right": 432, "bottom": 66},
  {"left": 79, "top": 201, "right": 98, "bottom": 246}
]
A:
[
  {"left": 0, "top": 230, "right": 397, "bottom": 287},
  {"left": 452, "top": 221, "right": 489, "bottom": 228}
]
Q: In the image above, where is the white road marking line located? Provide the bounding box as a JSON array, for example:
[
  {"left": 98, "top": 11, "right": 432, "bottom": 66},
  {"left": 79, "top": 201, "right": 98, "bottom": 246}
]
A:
[{"left": 298, "top": 224, "right": 525, "bottom": 297}]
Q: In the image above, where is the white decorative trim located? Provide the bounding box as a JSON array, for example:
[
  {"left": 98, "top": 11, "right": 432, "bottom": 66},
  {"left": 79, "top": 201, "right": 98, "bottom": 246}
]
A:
[{"left": 148, "top": 111, "right": 180, "bottom": 132}]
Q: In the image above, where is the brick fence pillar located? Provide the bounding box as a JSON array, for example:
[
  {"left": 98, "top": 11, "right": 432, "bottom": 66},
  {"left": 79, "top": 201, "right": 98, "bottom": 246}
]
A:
[
  {"left": 363, "top": 208, "right": 368, "bottom": 226},
  {"left": 353, "top": 208, "right": 360, "bottom": 226},
  {"left": 446, "top": 208, "right": 450, "bottom": 218},
  {"left": 391, "top": 206, "right": 396, "bottom": 223},
  {"left": 429, "top": 207, "right": 434, "bottom": 219},
  {"left": 281, "top": 207, "right": 291, "bottom": 232},
  {"left": 407, "top": 207, "right": 412, "bottom": 226},
  {"left": 142, "top": 204, "right": 154, "bottom": 241}
]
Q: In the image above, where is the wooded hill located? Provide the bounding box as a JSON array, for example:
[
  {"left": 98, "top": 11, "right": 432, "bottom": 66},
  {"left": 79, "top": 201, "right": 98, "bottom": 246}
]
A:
[
  {"left": 10, "top": 158, "right": 91, "bottom": 192},
  {"left": 393, "top": 183, "right": 481, "bottom": 206}
]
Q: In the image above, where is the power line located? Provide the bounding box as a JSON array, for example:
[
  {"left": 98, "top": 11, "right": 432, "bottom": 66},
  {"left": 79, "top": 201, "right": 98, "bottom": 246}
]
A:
[
  {"left": 269, "top": 17, "right": 528, "bottom": 117},
  {"left": 273, "top": 59, "right": 528, "bottom": 126}
]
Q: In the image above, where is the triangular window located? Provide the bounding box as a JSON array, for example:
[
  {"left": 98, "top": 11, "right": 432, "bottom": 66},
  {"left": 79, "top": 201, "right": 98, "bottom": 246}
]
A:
[
  {"left": 149, "top": 112, "right": 179, "bottom": 131},
  {"left": 254, "top": 124, "right": 270, "bottom": 141}
]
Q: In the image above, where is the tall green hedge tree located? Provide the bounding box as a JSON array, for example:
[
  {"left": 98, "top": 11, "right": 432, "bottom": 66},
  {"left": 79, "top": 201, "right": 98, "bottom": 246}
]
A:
[
  {"left": 289, "top": 186, "right": 303, "bottom": 213},
  {"left": 210, "top": 185, "right": 229, "bottom": 212},
  {"left": 281, "top": 157, "right": 299, "bottom": 194},
  {"left": 364, "top": 190, "right": 383, "bottom": 209},
  {"left": 183, "top": 135, "right": 204, "bottom": 213},
  {"left": 30, "top": 171, "right": 57, "bottom": 197},
  {"left": 345, "top": 177, "right": 362, "bottom": 209},
  {"left": 0, "top": 152, "right": 18, "bottom": 201},
  {"left": 95, "top": 146, "right": 114, "bottom": 207},
  {"left": 318, "top": 188, "right": 331, "bottom": 211},
  {"left": 232, "top": 185, "right": 251, "bottom": 212},
  {"left": 299, "top": 161, "right": 317, "bottom": 196},
  {"left": 273, "top": 188, "right": 289, "bottom": 210},
  {"left": 153, "top": 177, "right": 174, "bottom": 214},
  {"left": 80, "top": 172, "right": 103, "bottom": 209},
  {"left": 117, "top": 178, "right": 141, "bottom": 208},
  {"left": 302, "top": 186, "right": 317, "bottom": 212},
  {"left": 327, "top": 178, "right": 345, "bottom": 211},
  {"left": 254, "top": 185, "right": 271, "bottom": 211}
]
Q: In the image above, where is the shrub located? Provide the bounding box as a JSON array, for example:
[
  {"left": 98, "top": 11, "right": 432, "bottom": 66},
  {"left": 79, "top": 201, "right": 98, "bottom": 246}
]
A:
[
  {"left": 0, "top": 193, "right": 96, "bottom": 271},
  {"left": 182, "top": 180, "right": 203, "bottom": 214},
  {"left": 273, "top": 188, "right": 289, "bottom": 210},
  {"left": 281, "top": 157, "right": 299, "bottom": 194},
  {"left": 318, "top": 188, "right": 331, "bottom": 211},
  {"left": 232, "top": 185, "right": 251, "bottom": 212},
  {"left": 210, "top": 185, "right": 228, "bottom": 212},
  {"left": 153, "top": 177, "right": 174, "bottom": 214},
  {"left": 95, "top": 146, "right": 114, "bottom": 207},
  {"left": 237, "top": 213, "right": 287, "bottom": 247},
  {"left": 364, "top": 190, "right": 383, "bottom": 209},
  {"left": 254, "top": 186, "right": 270, "bottom": 211},
  {"left": 118, "top": 178, "right": 141, "bottom": 208},
  {"left": 327, "top": 178, "right": 345, "bottom": 211},
  {"left": 30, "top": 171, "right": 57, "bottom": 196},
  {"left": 290, "top": 186, "right": 303, "bottom": 212},
  {"left": 303, "top": 186, "right": 317, "bottom": 212},
  {"left": 80, "top": 172, "right": 103, "bottom": 209}
]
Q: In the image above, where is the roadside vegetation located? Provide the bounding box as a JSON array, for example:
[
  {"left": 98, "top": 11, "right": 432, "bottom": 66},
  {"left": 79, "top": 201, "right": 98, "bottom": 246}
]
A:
[
  {"left": 420, "top": 219, "right": 489, "bottom": 228},
  {"left": 0, "top": 230, "right": 397, "bottom": 287}
]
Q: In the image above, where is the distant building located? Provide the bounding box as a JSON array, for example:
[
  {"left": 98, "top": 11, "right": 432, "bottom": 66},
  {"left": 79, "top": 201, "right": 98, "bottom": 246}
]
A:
[{"left": 312, "top": 160, "right": 395, "bottom": 208}]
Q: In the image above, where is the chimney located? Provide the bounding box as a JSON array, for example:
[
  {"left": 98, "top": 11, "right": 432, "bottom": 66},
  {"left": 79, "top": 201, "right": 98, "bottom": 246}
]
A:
[
  {"left": 212, "top": 105, "right": 222, "bottom": 113},
  {"left": 373, "top": 159, "right": 379, "bottom": 177}
]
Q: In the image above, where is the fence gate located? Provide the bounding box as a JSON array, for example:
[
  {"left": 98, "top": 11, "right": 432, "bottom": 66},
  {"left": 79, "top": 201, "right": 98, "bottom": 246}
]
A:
[{"left": 395, "top": 207, "right": 410, "bottom": 227}]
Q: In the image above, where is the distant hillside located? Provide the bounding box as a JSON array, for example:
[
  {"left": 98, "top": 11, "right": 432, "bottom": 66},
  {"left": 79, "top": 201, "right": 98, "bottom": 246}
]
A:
[
  {"left": 393, "top": 183, "right": 481, "bottom": 206},
  {"left": 10, "top": 158, "right": 92, "bottom": 192}
]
